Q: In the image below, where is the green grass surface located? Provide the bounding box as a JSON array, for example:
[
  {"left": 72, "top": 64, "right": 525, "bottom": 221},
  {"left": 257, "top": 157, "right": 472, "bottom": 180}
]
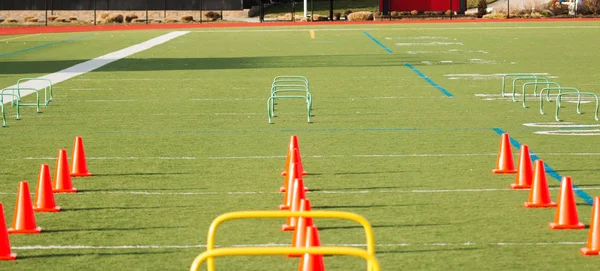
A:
[
  {"left": 265, "top": 0, "right": 378, "bottom": 18},
  {"left": 1, "top": 21, "right": 600, "bottom": 270}
]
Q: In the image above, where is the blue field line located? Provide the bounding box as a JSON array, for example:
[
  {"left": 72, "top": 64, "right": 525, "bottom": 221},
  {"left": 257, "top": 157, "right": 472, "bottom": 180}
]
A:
[
  {"left": 0, "top": 33, "right": 96, "bottom": 57},
  {"left": 363, "top": 32, "right": 393, "bottom": 53},
  {"left": 404, "top": 63, "right": 454, "bottom": 98},
  {"left": 492, "top": 128, "right": 594, "bottom": 205}
]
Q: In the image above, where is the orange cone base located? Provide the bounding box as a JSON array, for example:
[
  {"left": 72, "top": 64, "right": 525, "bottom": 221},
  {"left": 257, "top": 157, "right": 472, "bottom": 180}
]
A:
[
  {"left": 510, "top": 183, "right": 531, "bottom": 190},
  {"left": 0, "top": 253, "right": 17, "bottom": 260},
  {"left": 70, "top": 172, "right": 92, "bottom": 177},
  {"left": 8, "top": 227, "right": 42, "bottom": 234},
  {"left": 281, "top": 224, "right": 295, "bottom": 232},
  {"left": 493, "top": 169, "right": 517, "bottom": 174},
  {"left": 279, "top": 205, "right": 290, "bottom": 210},
  {"left": 524, "top": 202, "right": 557, "bottom": 208},
  {"left": 34, "top": 206, "right": 61, "bottom": 213},
  {"left": 581, "top": 248, "right": 600, "bottom": 256},
  {"left": 549, "top": 222, "right": 585, "bottom": 230},
  {"left": 281, "top": 171, "right": 308, "bottom": 177},
  {"left": 53, "top": 188, "right": 77, "bottom": 193},
  {"left": 280, "top": 186, "right": 309, "bottom": 193}
]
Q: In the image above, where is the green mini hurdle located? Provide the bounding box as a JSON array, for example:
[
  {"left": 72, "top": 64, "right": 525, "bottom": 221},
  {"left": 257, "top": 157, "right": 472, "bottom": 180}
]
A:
[
  {"left": 267, "top": 76, "right": 312, "bottom": 124},
  {"left": 501, "top": 73, "right": 540, "bottom": 97},
  {"left": 539, "top": 87, "right": 581, "bottom": 114},
  {"left": 555, "top": 92, "right": 599, "bottom": 122},
  {"left": 17, "top": 78, "right": 53, "bottom": 106},
  {"left": 1, "top": 87, "right": 41, "bottom": 113},
  {"left": 520, "top": 81, "right": 561, "bottom": 108},
  {"left": 0, "top": 92, "right": 20, "bottom": 127}
]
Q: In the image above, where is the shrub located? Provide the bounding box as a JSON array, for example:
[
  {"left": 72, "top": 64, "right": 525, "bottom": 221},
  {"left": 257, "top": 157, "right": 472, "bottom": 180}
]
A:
[
  {"left": 530, "top": 12, "right": 542, "bottom": 18},
  {"left": 344, "top": 10, "right": 353, "bottom": 16},
  {"left": 54, "top": 17, "right": 70, "bottom": 23},
  {"left": 400, "top": 11, "right": 411, "bottom": 16},
  {"left": 312, "top": 14, "right": 329, "bottom": 21},
  {"left": 100, "top": 13, "right": 110, "bottom": 19},
  {"left": 445, "top": 9, "right": 453, "bottom": 16},
  {"left": 205, "top": 11, "right": 221, "bottom": 21},
  {"left": 540, "top": 9, "right": 553, "bottom": 17},
  {"left": 165, "top": 18, "right": 179, "bottom": 23},
  {"left": 390, "top": 11, "right": 399, "bottom": 17},
  {"left": 180, "top": 15, "right": 194, "bottom": 22},
  {"left": 410, "top": 10, "right": 419, "bottom": 15},
  {"left": 482, "top": 13, "right": 507, "bottom": 19},
  {"left": 3, "top": 18, "right": 18, "bottom": 23},
  {"left": 584, "top": 0, "right": 600, "bottom": 14},
  {"left": 69, "top": 16, "right": 77, "bottom": 21},
  {"left": 373, "top": 12, "right": 383, "bottom": 18},
  {"left": 347, "top": 11, "right": 374, "bottom": 21},
  {"left": 47, "top": 15, "right": 58, "bottom": 21},
  {"left": 23, "top": 16, "right": 38, "bottom": 22},
  {"left": 333, "top": 12, "right": 341, "bottom": 20},
  {"left": 125, "top": 13, "right": 138, "bottom": 22},
  {"left": 477, "top": 0, "right": 488, "bottom": 18},
  {"left": 105, "top": 14, "right": 124, "bottom": 23}
]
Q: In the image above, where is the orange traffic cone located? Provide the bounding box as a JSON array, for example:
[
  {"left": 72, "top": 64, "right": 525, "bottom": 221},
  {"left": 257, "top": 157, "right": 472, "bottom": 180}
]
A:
[
  {"left": 524, "top": 160, "right": 557, "bottom": 208},
  {"left": 70, "top": 136, "right": 92, "bottom": 177},
  {"left": 289, "top": 199, "right": 311, "bottom": 258},
  {"left": 549, "top": 176, "right": 585, "bottom": 230},
  {"left": 492, "top": 133, "right": 517, "bottom": 174},
  {"left": 581, "top": 196, "right": 600, "bottom": 255},
  {"left": 282, "top": 177, "right": 307, "bottom": 232},
  {"left": 282, "top": 136, "right": 307, "bottom": 178},
  {"left": 53, "top": 149, "right": 77, "bottom": 193},
  {"left": 298, "top": 226, "right": 325, "bottom": 271},
  {"left": 511, "top": 145, "right": 533, "bottom": 189},
  {"left": 280, "top": 162, "right": 298, "bottom": 211},
  {"left": 8, "top": 181, "right": 42, "bottom": 234},
  {"left": 34, "top": 164, "right": 61, "bottom": 212},
  {"left": 0, "top": 203, "right": 17, "bottom": 260},
  {"left": 281, "top": 148, "right": 309, "bottom": 194}
]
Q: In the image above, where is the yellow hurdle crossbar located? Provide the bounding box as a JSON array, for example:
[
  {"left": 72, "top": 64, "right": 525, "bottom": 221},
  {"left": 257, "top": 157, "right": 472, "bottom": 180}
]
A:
[
  {"left": 190, "top": 247, "right": 381, "bottom": 271},
  {"left": 203, "top": 210, "right": 377, "bottom": 271}
]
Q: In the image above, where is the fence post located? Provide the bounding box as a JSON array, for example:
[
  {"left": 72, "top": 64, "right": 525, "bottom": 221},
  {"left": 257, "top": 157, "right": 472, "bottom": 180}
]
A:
[
  {"left": 146, "top": 0, "right": 149, "bottom": 24},
  {"left": 200, "top": 0, "right": 203, "bottom": 23},
  {"left": 329, "top": 0, "right": 333, "bottom": 21},
  {"left": 164, "top": 0, "right": 167, "bottom": 18},
  {"left": 450, "top": 0, "right": 452, "bottom": 20},
  {"left": 93, "top": 0, "right": 96, "bottom": 25},
  {"left": 45, "top": 0, "right": 48, "bottom": 26},
  {"left": 507, "top": 0, "right": 510, "bottom": 18},
  {"left": 221, "top": 0, "right": 224, "bottom": 21}
]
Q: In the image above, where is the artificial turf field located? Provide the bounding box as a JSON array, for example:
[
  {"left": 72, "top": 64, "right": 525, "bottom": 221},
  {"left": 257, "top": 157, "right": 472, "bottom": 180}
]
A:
[{"left": 1, "top": 21, "right": 600, "bottom": 270}]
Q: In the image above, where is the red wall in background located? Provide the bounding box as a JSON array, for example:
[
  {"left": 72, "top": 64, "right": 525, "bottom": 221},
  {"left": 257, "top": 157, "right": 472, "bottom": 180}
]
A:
[{"left": 381, "top": 0, "right": 461, "bottom": 11}]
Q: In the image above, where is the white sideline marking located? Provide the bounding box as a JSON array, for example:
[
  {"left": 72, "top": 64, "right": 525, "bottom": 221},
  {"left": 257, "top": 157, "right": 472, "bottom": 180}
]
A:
[
  {"left": 396, "top": 42, "right": 463, "bottom": 46},
  {"left": 523, "top": 122, "right": 600, "bottom": 128},
  {"left": 11, "top": 241, "right": 587, "bottom": 250},
  {"left": 1, "top": 31, "right": 190, "bottom": 104},
  {"left": 535, "top": 129, "right": 600, "bottom": 136},
  {"left": 191, "top": 26, "right": 600, "bottom": 33}
]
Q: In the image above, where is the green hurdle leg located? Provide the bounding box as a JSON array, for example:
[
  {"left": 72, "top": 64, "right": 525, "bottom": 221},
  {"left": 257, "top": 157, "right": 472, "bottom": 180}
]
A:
[{"left": 556, "top": 92, "right": 599, "bottom": 122}]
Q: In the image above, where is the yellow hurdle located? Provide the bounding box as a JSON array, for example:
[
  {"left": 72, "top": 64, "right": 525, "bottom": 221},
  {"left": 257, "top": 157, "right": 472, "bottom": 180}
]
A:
[
  {"left": 201, "top": 210, "right": 377, "bottom": 271},
  {"left": 190, "top": 247, "right": 381, "bottom": 271}
]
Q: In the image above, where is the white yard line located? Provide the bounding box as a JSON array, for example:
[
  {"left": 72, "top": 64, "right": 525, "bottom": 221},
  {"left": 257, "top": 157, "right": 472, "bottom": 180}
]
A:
[
  {"left": 11, "top": 241, "right": 586, "bottom": 250},
  {"left": 2, "top": 31, "right": 190, "bottom": 104}
]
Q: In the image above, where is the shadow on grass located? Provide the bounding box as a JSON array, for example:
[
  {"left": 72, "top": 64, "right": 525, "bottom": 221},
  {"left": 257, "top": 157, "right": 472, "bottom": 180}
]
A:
[
  {"left": 19, "top": 250, "right": 176, "bottom": 259},
  {"left": 316, "top": 203, "right": 429, "bottom": 209},
  {"left": 310, "top": 186, "right": 406, "bottom": 192},
  {"left": 0, "top": 55, "right": 458, "bottom": 74},
  {"left": 80, "top": 187, "right": 205, "bottom": 192},
  {"left": 62, "top": 206, "right": 197, "bottom": 211},
  {"left": 319, "top": 223, "right": 447, "bottom": 231},
  {"left": 92, "top": 172, "right": 191, "bottom": 177},
  {"left": 43, "top": 226, "right": 186, "bottom": 233},
  {"left": 378, "top": 247, "right": 479, "bottom": 254}
]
